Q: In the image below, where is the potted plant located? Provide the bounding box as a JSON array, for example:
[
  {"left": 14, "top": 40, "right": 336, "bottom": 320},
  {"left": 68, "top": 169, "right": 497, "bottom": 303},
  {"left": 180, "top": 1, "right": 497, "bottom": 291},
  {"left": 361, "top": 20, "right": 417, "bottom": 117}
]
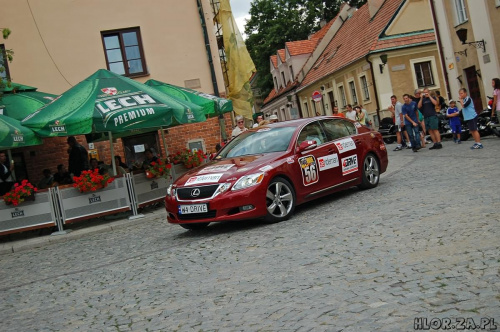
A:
[
  {"left": 73, "top": 169, "right": 114, "bottom": 193},
  {"left": 146, "top": 159, "right": 172, "bottom": 179},
  {"left": 169, "top": 149, "right": 206, "bottom": 169},
  {"left": 3, "top": 180, "right": 37, "bottom": 206}
]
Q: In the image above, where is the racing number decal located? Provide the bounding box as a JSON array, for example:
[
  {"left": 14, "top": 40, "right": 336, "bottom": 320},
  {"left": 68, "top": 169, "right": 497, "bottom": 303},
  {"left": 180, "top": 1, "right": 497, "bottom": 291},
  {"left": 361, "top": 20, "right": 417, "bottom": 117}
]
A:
[{"left": 298, "top": 155, "right": 319, "bottom": 186}]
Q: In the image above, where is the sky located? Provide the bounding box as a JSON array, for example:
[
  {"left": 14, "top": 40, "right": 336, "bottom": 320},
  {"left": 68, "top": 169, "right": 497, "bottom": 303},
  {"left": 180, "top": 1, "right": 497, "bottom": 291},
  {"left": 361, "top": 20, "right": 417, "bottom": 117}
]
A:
[{"left": 229, "top": 0, "right": 252, "bottom": 36}]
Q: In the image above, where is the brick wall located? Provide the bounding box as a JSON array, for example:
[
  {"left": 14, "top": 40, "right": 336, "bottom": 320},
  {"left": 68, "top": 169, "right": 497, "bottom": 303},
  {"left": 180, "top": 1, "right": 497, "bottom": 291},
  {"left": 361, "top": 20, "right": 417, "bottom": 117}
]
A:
[{"left": 7, "top": 113, "right": 234, "bottom": 185}]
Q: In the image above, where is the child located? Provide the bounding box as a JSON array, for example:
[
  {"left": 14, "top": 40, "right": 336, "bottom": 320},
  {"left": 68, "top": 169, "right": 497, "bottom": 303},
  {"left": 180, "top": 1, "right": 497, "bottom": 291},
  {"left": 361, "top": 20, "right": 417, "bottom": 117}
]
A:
[
  {"left": 459, "top": 88, "right": 483, "bottom": 149},
  {"left": 446, "top": 100, "right": 461, "bottom": 143}
]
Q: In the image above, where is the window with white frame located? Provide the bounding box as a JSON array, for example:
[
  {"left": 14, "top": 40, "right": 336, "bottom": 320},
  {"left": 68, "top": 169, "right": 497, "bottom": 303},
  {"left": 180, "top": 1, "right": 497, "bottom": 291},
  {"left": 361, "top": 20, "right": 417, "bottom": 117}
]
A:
[
  {"left": 348, "top": 80, "right": 358, "bottom": 105},
  {"left": 454, "top": 0, "right": 467, "bottom": 24},
  {"left": 338, "top": 85, "right": 347, "bottom": 108},
  {"left": 360, "top": 75, "right": 370, "bottom": 100}
]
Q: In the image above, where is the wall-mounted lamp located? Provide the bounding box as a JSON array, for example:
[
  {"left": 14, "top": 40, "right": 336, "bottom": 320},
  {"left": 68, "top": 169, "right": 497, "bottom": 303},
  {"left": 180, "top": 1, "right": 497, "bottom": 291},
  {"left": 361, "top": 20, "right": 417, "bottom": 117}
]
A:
[
  {"left": 456, "top": 28, "right": 486, "bottom": 53},
  {"left": 457, "top": 75, "right": 463, "bottom": 85},
  {"left": 475, "top": 69, "right": 482, "bottom": 79},
  {"left": 320, "top": 85, "right": 325, "bottom": 91},
  {"left": 454, "top": 49, "right": 467, "bottom": 57},
  {"left": 379, "top": 54, "right": 388, "bottom": 74}
]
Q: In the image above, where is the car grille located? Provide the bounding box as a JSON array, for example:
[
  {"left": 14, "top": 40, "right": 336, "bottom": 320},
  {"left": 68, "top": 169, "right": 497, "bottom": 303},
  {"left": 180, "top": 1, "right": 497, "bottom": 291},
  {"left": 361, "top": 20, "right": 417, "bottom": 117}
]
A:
[
  {"left": 178, "top": 210, "right": 217, "bottom": 220},
  {"left": 176, "top": 184, "right": 220, "bottom": 200}
]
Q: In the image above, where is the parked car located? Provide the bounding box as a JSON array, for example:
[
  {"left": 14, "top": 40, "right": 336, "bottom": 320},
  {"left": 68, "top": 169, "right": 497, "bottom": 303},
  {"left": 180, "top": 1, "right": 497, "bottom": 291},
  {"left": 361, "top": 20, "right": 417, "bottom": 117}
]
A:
[{"left": 165, "top": 116, "right": 389, "bottom": 230}]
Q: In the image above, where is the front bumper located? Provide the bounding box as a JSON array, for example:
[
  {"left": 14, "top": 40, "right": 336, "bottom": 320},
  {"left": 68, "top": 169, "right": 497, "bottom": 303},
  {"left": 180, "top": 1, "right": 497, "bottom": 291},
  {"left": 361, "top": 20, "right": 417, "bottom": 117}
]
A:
[{"left": 165, "top": 183, "right": 268, "bottom": 224}]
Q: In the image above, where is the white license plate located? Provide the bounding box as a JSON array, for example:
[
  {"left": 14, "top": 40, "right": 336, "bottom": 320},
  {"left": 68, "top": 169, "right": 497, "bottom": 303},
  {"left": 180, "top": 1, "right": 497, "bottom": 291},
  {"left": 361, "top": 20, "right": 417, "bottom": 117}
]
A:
[{"left": 179, "top": 204, "right": 208, "bottom": 214}]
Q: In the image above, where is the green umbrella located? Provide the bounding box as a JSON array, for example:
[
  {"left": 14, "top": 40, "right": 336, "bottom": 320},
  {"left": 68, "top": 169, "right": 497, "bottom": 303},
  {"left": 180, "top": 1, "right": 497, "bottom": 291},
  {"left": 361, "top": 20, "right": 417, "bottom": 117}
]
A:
[
  {"left": 1, "top": 82, "right": 37, "bottom": 93},
  {"left": 22, "top": 69, "right": 206, "bottom": 137},
  {"left": 0, "top": 90, "right": 58, "bottom": 121},
  {"left": 145, "top": 79, "right": 233, "bottom": 117},
  {"left": 0, "top": 114, "right": 42, "bottom": 148}
]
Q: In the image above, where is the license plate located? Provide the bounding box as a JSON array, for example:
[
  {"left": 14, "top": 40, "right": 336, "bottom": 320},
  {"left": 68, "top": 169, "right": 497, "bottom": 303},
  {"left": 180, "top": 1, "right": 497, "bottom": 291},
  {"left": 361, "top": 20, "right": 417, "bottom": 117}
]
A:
[{"left": 178, "top": 204, "right": 208, "bottom": 214}]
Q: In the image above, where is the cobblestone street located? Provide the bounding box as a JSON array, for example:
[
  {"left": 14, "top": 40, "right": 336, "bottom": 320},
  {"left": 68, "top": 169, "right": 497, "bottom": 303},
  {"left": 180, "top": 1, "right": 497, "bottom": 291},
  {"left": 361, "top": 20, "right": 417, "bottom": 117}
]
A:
[{"left": 1, "top": 137, "right": 499, "bottom": 331}]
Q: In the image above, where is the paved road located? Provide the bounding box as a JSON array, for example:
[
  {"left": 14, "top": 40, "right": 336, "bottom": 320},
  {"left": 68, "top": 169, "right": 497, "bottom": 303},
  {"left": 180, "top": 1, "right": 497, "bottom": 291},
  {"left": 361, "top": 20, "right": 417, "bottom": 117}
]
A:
[{"left": 1, "top": 136, "right": 499, "bottom": 331}]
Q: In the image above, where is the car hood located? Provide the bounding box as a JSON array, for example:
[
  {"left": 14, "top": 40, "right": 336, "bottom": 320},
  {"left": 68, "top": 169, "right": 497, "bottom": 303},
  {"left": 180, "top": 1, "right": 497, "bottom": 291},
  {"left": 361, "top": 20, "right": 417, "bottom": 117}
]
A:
[{"left": 174, "top": 153, "right": 282, "bottom": 187}]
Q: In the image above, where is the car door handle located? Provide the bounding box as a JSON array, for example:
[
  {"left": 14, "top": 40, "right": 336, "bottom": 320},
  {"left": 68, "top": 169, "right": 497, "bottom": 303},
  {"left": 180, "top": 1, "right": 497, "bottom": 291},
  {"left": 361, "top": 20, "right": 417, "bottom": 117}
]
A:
[{"left": 354, "top": 139, "right": 362, "bottom": 145}]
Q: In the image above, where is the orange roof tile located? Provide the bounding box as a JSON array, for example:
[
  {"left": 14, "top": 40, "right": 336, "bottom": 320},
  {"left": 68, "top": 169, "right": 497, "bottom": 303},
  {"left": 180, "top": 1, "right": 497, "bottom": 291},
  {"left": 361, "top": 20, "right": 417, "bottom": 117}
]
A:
[
  {"left": 263, "top": 80, "right": 298, "bottom": 105},
  {"left": 373, "top": 31, "right": 435, "bottom": 51},
  {"left": 278, "top": 49, "right": 286, "bottom": 62},
  {"left": 286, "top": 40, "right": 319, "bottom": 56},
  {"left": 300, "top": 0, "right": 420, "bottom": 88},
  {"left": 270, "top": 55, "right": 278, "bottom": 68}
]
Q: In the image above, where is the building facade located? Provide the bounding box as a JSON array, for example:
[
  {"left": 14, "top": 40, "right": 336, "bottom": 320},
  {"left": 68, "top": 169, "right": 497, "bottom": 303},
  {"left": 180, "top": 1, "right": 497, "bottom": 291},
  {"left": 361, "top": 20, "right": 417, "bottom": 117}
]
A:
[
  {"left": 0, "top": 0, "right": 232, "bottom": 184},
  {"left": 432, "top": 0, "right": 500, "bottom": 110}
]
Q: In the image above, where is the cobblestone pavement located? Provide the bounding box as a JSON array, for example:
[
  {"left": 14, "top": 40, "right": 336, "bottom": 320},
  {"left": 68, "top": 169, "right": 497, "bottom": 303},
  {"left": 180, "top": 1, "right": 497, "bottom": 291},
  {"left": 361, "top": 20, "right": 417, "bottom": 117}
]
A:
[{"left": 0, "top": 136, "right": 499, "bottom": 332}]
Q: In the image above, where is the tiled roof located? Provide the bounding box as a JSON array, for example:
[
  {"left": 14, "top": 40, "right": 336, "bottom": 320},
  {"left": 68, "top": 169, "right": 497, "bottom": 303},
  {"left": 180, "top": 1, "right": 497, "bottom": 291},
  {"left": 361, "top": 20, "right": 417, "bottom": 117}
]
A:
[
  {"left": 300, "top": 0, "right": 419, "bottom": 88},
  {"left": 270, "top": 55, "right": 278, "bottom": 68},
  {"left": 263, "top": 80, "right": 298, "bottom": 105},
  {"left": 310, "top": 16, "right": 336, "bottom": 41},
  {"left": 373, "top": 31, "right": 435, "bottom": 51},
  {"left": 286, "top": 40, "right": 318, "bottom": 56},
  {"left": 277, "top": 49, "right": 286, "bottom": 62}
]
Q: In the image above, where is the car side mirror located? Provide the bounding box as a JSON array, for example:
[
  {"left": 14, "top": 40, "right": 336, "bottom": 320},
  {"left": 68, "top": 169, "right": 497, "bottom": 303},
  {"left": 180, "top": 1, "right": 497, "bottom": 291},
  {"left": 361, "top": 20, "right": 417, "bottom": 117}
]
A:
[{"left": 297, "top": 140, "right": 317, "bottom": 153}]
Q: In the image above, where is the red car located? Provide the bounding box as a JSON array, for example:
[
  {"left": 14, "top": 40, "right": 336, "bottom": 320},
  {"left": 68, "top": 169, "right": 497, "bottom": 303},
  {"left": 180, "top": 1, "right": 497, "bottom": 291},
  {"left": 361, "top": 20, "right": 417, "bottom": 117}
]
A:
[{"left": 165, "top": 116, "right": 388, "bottom": 230}]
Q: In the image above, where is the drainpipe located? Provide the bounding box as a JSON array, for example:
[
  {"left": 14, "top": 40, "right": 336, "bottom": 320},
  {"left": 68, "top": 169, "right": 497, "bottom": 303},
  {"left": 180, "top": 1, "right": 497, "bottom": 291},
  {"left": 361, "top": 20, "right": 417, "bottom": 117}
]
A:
[
  {"left": 365, "top": 55, "right": 381, "bottom": 125},
  {"left": 430, "top": 0, "right": 451, "bottom": 100},
  {"left": 197, "top": 0, "right": 227, "bottom": 141}
]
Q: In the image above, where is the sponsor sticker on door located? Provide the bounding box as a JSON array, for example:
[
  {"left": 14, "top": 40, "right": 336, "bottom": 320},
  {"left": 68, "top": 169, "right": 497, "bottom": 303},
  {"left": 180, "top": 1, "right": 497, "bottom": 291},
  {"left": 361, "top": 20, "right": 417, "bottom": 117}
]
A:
[
  {"left": 185, "top": 173, "right": 223, "bottom": 185},
  {"left": 318, "top": 154, "right": 339, "bottom": 171},
  {"left": 298, "top": 155, "right": 319, "bottom": 186},
  {"left": 341, "top": 155, "right": 358, "bottom": 175},
  {"left": 335, "top": 138, "right": 356, "bottom": 153}
]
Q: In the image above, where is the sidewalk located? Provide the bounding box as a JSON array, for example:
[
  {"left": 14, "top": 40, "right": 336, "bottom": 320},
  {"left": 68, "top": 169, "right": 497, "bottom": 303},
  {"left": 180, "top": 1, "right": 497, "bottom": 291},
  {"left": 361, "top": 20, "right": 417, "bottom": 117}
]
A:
[{"left": 0, "top": 205, "right": 166, "bottom": 255}]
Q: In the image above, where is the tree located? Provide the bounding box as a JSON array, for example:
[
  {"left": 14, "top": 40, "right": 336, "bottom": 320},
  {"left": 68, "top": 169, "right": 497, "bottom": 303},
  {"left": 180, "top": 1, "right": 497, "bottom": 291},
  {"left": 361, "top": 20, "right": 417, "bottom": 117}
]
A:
[
  {"left": 244, "top": 0, "right": 366, "bottom": 98},
  {"left": 0, "top": 28, "right": 13, "bottom": 97}
]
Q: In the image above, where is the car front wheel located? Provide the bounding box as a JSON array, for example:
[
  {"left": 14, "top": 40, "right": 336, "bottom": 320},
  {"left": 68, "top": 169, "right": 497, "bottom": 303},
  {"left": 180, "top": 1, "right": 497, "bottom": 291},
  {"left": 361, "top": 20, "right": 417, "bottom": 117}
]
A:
[
  {"left": 264, "top": 177, "right": 296, "bottom": 223},
  {"left": 358, "top": 153, "right": 380, "bottom": 189}
]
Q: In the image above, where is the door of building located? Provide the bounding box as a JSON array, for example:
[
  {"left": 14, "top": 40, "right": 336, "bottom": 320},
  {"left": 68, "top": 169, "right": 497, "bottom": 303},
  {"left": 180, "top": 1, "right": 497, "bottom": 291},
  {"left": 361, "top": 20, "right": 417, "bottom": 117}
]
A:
[{"left": 464, "top": 66, "right": 483, "bottom": 114}]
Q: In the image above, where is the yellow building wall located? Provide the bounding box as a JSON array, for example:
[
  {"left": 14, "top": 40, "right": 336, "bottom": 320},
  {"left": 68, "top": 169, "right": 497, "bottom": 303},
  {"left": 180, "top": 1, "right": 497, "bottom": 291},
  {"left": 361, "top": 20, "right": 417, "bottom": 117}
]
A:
[
  {"left": 0, "top": 0, "right": 225, "bottom": 96},
  {"left": 385, "top": 0, "right": 434, "bottom": 36}
]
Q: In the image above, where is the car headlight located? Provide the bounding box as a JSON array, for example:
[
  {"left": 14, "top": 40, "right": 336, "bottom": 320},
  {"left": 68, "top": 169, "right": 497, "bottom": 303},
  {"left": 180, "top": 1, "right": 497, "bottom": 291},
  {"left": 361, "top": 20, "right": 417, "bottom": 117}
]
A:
[
  {"left": 166, "top": 185, "right": 176, "bottom": 197},
  {"left": 232, "top": 172, "right": 265, "bottom": 191},
  {"left": 214, "top": 183, "right": 231, "bottom": 196}
]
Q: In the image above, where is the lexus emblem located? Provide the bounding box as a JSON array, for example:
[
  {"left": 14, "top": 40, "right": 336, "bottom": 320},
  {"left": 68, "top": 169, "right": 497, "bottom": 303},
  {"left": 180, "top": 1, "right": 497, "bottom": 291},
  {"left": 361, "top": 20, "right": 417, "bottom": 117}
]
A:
[{"left": 190, "top": 188, "right": 201, "bottom": 197}]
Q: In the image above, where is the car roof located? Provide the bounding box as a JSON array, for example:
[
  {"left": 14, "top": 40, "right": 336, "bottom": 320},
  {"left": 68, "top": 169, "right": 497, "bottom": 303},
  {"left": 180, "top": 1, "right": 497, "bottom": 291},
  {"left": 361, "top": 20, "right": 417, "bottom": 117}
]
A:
[{"left": 249, "top": 116, "right": 349, "bottom": 130}]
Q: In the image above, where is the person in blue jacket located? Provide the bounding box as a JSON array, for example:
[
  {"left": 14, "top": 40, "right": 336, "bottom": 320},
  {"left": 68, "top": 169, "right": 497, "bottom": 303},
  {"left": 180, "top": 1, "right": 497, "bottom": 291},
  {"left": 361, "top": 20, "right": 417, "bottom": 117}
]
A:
[{"left": 459, "top": 88, "right": 483, "bottom": 149}]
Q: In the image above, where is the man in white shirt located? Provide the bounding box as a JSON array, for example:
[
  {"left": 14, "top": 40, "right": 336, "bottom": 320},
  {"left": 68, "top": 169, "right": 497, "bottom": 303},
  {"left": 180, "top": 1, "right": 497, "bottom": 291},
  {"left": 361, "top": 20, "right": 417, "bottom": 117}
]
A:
[
  {"left": 231, "top": 115, "right": 248, "bottom": 139},
  {"left": 345, "top": 104, "right": 357, "bottom": 121},
  {"left": 388, "top": 95, "right": 405, "bottom": 151}
]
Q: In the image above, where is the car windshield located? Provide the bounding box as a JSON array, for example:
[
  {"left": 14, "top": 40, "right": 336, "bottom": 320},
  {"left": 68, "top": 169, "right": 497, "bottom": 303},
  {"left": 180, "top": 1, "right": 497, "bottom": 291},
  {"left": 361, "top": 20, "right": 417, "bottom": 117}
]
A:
[{"left": 217, "top": 127, "right": 296, "bottom": 158}]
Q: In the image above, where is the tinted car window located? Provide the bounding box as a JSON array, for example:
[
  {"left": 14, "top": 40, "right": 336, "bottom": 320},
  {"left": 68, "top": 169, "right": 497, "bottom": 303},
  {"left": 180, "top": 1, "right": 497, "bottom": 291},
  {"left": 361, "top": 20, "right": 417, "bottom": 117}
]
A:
[
  {"left": 218, "top": 127, "right": 296, "bottom": 158},
  {"left": 297, "top": 122, "right": 327, "bottom": 146},
  {"left": 321, "top": 119, "right": 357, "bottom": 141}
]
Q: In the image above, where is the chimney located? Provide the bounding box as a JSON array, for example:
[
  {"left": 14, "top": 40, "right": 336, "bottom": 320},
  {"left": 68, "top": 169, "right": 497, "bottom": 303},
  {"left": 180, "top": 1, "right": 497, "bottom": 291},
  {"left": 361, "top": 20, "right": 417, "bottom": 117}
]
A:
[{"left": 368, "top": 0, "right": 385, "bottom": 19}]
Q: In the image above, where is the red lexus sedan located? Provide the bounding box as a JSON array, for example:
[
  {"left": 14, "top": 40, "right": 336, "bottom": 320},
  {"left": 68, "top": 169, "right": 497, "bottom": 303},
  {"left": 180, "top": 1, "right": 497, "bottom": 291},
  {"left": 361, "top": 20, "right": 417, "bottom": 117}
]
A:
[{"left": 165, "top": 116, "right": 388, "bottom": 230}]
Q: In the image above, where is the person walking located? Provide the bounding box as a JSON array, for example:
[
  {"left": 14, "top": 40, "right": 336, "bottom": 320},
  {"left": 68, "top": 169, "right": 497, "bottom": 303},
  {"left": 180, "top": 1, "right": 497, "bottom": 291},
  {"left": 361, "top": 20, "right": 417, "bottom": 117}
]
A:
[
  {"left": 402, "top": 94, "right": 421, "bottom": 152},
  {"left": 418, "top": 88, "right": 441, "bottom": 149},
  {"left": 459, "top": 88, "right": 483, "bottom": 149},
  {"left": 388, "top": 95, "right": 404, "bottom": 151}
]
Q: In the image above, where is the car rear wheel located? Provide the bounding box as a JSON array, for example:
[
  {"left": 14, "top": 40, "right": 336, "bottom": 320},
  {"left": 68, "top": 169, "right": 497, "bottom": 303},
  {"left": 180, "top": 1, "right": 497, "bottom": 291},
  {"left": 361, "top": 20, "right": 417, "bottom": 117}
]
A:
[
  {"left": 180, "top": 222, "right": 210, "bottom": 230},
  {"left": 358, "top": 153, "right": 380, "bottom": 189},
  {"left": 264, "top": 177, "right": 295, "bottom": 223}
]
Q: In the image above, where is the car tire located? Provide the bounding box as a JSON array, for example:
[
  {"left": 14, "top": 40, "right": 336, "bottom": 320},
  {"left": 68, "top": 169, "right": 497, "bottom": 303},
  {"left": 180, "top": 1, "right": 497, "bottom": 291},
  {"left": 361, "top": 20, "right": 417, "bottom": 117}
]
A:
[
  {"left": 358, "top": 153, "right": 380, "bottom": 190},
  {"left": 264, "top": 177, "right": 296, "bottom": 223},
  {"left": 180, "top": 222, "right": 210, "bottom": 230}
]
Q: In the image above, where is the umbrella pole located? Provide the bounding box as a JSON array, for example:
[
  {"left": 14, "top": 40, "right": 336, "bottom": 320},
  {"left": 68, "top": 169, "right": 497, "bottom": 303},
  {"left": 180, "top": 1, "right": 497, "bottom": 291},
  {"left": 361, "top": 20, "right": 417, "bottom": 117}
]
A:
[
  {"left": 7, "top": 149, "right": 16, "bottom": 181},
  {"left": 109, "top": 132, "right": 117, "bottom": 176}
]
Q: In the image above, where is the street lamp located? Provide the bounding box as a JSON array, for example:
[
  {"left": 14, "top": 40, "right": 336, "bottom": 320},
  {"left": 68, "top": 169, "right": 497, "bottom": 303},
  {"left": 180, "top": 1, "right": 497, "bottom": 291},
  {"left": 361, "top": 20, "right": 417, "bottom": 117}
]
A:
[
  {"left": 456, "top": 28, "right": 486, "bottom": 53},
  {"left": 379, "top": 54, "right": 388, "bottom": 74}
]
